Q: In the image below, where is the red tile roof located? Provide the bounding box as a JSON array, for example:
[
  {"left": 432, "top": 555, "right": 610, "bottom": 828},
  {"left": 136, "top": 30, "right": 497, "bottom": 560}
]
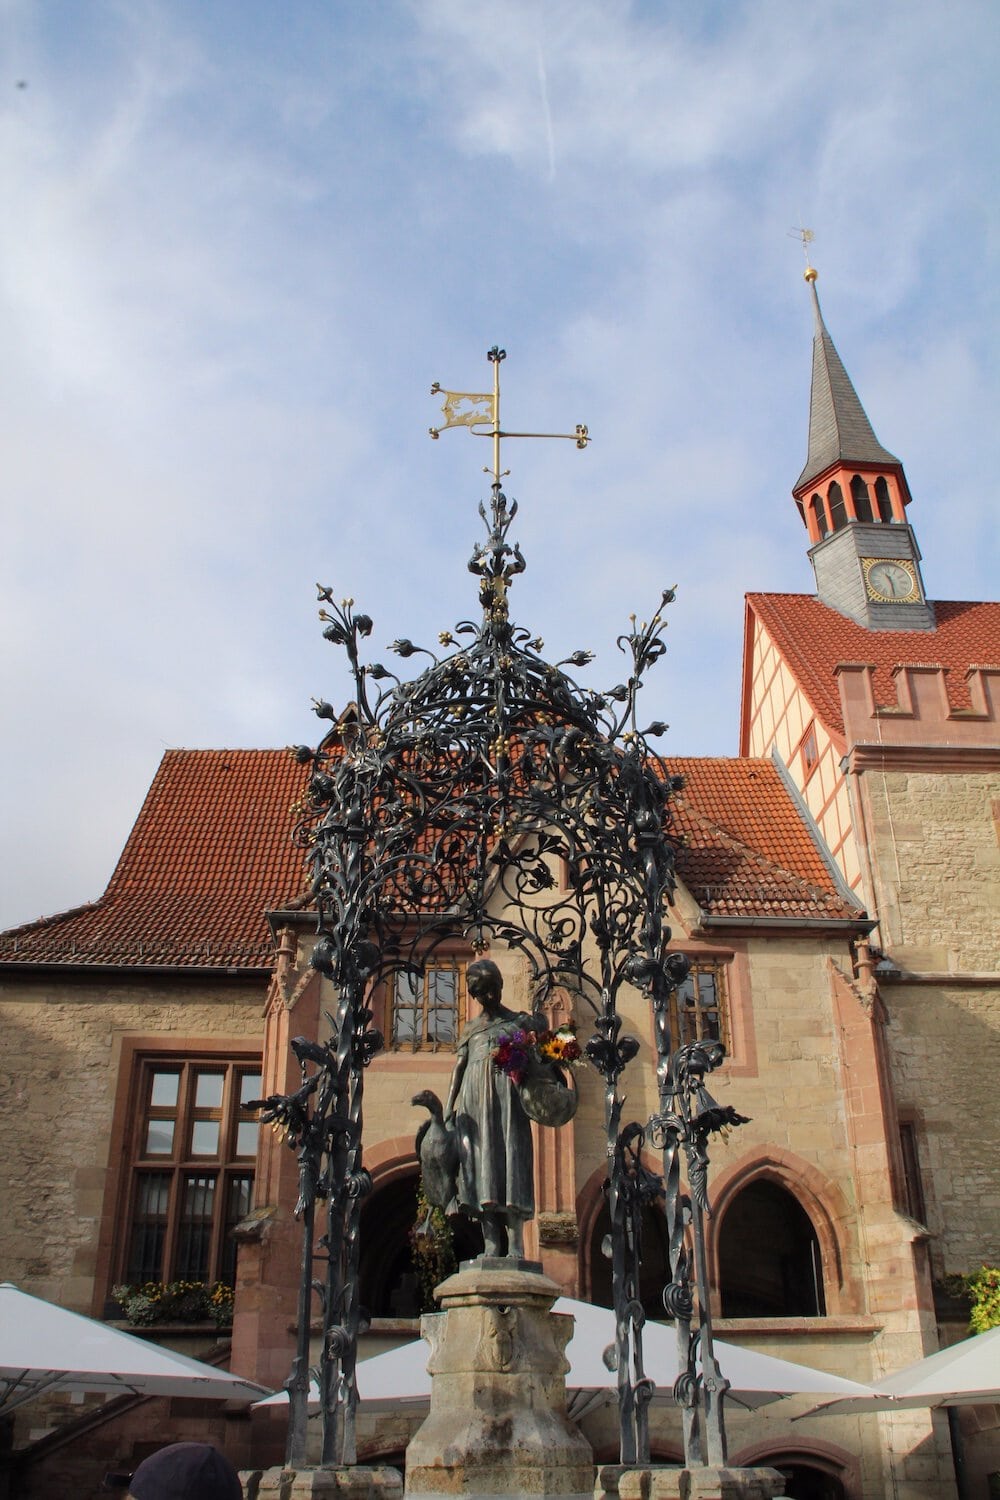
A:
[
  {"left": 0, "top": 747, "right": 860, "bottom": 972},
  {"left": 668, "top": 757, "right": 859, "bottom": 922},
  {"left": 0, "top": 750, "right": 310, "bottom": 971},
  {"left": 747, "top": 595, "right": 1000, "bottom": 739}
]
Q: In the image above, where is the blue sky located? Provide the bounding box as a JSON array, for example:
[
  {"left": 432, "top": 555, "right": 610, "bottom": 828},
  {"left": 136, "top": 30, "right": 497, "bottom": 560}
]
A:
[{"left": 2, "top": 0, "right": 997, "bottom": 929}]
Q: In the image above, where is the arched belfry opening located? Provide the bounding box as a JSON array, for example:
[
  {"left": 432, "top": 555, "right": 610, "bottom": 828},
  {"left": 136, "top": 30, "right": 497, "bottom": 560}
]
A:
[
  {"left": 718, "top": 1178, "right": 826, "bottom": 1318},
  {"left": 850, "top": 474, "right": 873, "bottom": 523},
  {"left": 826, "top": 480, "right": 847, "bottom": 533}
]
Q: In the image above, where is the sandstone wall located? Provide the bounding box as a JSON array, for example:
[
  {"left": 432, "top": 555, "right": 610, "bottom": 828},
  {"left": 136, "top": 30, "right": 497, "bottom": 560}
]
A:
[
  {"left": 859, "top": 767, "right": 1000, "bottom": 1276},
  {"left": 0, "top": 975, "right": 265, "bottom": 1312},
  {"left": 862, "top": 768, "right": 1000, "bottom": 972},
  {"left": 884, "top": 977, "right": 1000, "bottom": 1275}
]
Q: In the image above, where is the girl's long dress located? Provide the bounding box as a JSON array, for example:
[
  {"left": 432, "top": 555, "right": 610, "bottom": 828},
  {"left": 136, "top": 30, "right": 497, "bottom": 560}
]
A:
[{"left": 454, "top": 1012, "right": 535, "bottom": 1221}]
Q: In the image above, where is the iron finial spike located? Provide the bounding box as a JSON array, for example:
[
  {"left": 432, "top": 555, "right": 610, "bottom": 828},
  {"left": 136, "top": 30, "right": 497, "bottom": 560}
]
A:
[{"left": 491, "top": 344, "right": 502, "bottom": 486}]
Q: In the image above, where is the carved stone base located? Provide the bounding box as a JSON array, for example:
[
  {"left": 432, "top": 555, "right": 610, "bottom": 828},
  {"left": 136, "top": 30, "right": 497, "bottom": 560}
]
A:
[
  {"left": 245, "top": 1465, "right": 403, "bottom": 1500},
  {"left": 403, "top": 1261, "right": 593, "bottom": 1498},
  {"left": 615, "top": 1467, "right": 787, "bottom": 1500}
]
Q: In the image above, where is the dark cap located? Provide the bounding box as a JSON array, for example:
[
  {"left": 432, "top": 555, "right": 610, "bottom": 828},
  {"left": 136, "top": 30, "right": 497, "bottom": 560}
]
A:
[{"left": 128, "top": 1442, "right": 242, "bottom": 1500}]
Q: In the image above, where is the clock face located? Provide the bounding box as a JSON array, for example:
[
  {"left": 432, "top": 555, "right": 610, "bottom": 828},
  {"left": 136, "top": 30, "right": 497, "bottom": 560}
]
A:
[{"left": 862, "top": 558, "right": 920, "bottom": 603}]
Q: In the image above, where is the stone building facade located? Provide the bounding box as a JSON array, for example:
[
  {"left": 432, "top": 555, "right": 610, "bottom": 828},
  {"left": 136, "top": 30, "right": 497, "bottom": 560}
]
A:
[
  {"left": 2, "top": 276, "right": 996, "bottom": 1500},
  {"left": 0, "top": 740, "right": 960, "bottom": 1500}
]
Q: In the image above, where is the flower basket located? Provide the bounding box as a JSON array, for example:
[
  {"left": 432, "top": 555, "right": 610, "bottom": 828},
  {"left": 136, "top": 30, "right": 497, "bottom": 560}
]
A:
[{"left": 492, "top": 1025, "right": 582, "bottom": 1127}]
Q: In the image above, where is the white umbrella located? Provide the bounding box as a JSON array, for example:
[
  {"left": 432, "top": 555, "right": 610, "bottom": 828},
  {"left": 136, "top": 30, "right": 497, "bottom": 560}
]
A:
[
  {"left": 254, "top": 1296, "right": 876, "bottom": 1411},
  {"left": 800, "top": 1325, "right": 1000, "bottom": 1416},
  {"left": 0, "top": 1282, "right": 272, "bottom": 1413},
  {"left": 557, "top": 1298, "right": 877, "bottom": 1408}
]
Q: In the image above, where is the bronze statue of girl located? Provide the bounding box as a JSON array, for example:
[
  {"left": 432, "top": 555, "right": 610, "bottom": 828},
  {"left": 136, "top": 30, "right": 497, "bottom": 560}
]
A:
[
  {"left": 413, "top": 957, "right": 578, "bottom": 1259},
  {"left": 444, "top": 958, "right": 542, "bottom": 1258}
]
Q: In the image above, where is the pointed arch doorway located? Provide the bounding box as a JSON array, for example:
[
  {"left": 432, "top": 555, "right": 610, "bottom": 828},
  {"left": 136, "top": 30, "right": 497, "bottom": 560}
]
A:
[{"left": 358, "top": 1170, "right": 483, "bottom": 1317}]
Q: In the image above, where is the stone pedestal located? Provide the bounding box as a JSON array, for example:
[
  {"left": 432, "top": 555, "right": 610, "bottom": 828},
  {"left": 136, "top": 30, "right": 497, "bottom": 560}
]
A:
[
  {"left": 615, "top": 1467, "right": 787, "bottom": 1500},
  {"left": 404, "top": 1258, "right": 593, "bottom": 1500},
  {"left": 245, "top": 1465, "right": 403, "bottom": 1500}
]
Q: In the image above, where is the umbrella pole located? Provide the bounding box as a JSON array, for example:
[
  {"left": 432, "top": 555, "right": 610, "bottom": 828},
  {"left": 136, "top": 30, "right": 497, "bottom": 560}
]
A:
[{"left": 947, "top": 1408, "right": 971, "bottom": 1500}]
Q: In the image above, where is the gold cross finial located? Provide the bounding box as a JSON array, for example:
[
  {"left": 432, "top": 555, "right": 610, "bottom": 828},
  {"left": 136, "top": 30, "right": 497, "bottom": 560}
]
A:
[{"left": 430, "top": 346, "right": 590, "bottom": 485}]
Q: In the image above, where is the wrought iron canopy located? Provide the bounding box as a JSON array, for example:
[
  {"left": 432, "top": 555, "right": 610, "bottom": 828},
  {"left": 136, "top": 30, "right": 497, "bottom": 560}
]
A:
[{"left": 256, "top": 350, "right": 745, "bottom": 1471}]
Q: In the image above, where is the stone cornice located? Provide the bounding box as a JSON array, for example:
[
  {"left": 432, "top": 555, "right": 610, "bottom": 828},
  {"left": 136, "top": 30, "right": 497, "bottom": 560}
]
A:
[{"left": 844, "top": 743, "right": 1000, "bottom": 774}]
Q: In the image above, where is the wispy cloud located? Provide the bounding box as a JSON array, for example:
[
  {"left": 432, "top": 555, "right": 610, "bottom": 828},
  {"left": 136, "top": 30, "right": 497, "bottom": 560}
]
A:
[{"left": 0, "top": 0, "right": 996, "bottom": 928}]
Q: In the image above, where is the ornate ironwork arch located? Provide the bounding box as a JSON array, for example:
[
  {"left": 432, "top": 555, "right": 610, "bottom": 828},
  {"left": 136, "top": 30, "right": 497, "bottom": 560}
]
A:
[{"left": 253, "top": 353, "right": 746, "bottom": 1471}]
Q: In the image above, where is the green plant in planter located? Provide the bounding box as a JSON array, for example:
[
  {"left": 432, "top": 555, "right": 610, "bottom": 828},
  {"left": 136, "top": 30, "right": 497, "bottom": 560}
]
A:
[
  {"left": 940, "top": 1266, "right": 1000, "bottom": 1334},
  {"left": 112, "top": 1280, "right": 235, "bottom": 1328},
  {"left": 965, "top": 1267, "right": 1000, "bottom": 1333}
]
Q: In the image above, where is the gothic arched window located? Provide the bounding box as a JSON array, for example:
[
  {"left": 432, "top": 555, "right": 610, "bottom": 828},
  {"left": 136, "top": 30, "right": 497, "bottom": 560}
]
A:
[{"left": 719, "top": 1178, "right": 826, "bottom": 1317}]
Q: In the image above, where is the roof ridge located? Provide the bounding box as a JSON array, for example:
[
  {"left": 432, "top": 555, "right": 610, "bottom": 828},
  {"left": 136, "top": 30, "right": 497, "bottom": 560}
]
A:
[
  {"left": 667, "top": 754, "right": 771, "bottom": 767},
  {"left": 161, "top": 745, "right": 294, "bottom": 755}
]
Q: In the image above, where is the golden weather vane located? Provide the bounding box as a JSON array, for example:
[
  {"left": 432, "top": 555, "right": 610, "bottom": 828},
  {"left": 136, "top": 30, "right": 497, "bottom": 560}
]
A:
[
  {"left": 430, "top": 346, "right": 590, "bottom": 485},
  {"left": 788, "top": 225, "right": 818, "bottom": 281}
]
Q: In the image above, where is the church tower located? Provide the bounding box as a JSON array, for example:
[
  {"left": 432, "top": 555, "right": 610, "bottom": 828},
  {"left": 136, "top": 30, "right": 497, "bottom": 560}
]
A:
[
  {"left": 740, "top": 273, "right": 1000, "bottom": 1488},
  {"left": 793, "top": 267, "right": 934, "bottom": 630}
]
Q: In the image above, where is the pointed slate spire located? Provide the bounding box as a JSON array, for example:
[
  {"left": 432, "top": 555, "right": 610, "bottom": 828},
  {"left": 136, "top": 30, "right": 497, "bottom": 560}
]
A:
[{"left": 794, "top": 270, "right": 900, "bottom": 494}]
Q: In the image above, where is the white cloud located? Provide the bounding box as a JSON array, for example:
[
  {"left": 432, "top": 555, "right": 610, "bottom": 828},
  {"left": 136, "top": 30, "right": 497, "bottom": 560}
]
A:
[{"left": 0, "top": 0, "right": 996, "bottom": 928}]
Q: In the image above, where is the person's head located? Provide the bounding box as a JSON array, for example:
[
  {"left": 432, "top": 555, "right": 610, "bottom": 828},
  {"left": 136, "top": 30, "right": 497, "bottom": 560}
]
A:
[
  {"left": 126, "top": 1442, "right": 242, "bottom": 1500},
  {"left": 466, "top": 957, "right": 503, "bottom": 1013}
]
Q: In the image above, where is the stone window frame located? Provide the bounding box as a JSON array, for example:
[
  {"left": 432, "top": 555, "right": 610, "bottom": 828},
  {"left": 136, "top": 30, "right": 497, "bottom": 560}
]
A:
[
  {"left": 707, "top": 1149, "right": 859, "bottom": 1319},
  {"left": 95, "top": 1037, "right": 262, "bottom": 1315},
  {"left": 897, "top": 1115, "right": 928, "bottom": 1225},
  {"left": 716, "top": 1174, "right": 828, "bottom": 1318},
  {"left": 386, "top": 956, "right": 470, "bottom": 1053},
  {"left": 667, "top": 957, "right": 730, "bottom": 1051}
]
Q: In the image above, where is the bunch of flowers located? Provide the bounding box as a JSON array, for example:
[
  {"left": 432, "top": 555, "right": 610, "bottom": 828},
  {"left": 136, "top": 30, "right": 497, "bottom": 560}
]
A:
[
  {"left": 112, "top": 1279, "right": 235, "bottom": 1329},
  {"left": 492, "top": 1024, "right": 583, "bottom": 1085},
  {"left": 536, "top": 1026, "right": 583, "bottom": 1066},
  {"left": 491, "top": 1027, "right": 536, "bottom": 1085}
]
